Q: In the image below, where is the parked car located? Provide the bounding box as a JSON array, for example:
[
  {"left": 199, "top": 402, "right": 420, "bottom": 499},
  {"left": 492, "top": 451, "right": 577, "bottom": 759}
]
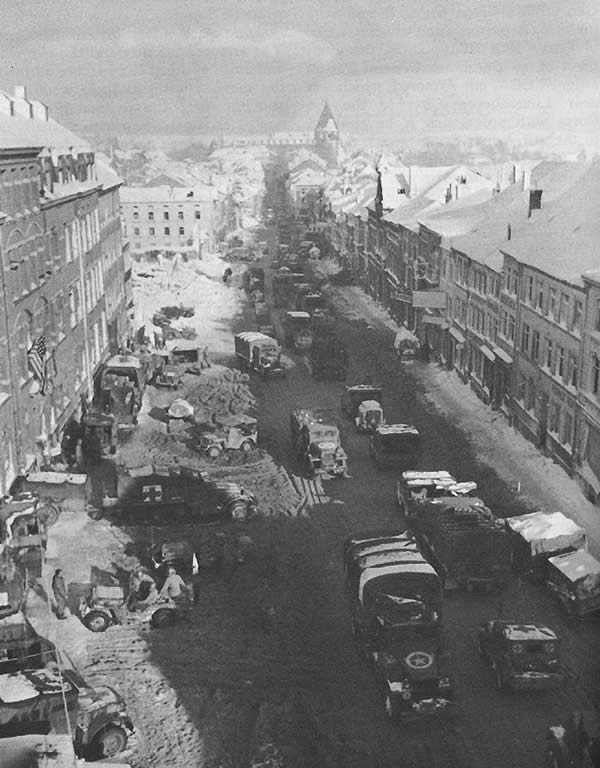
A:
[
  {"left": 197, "top": 414, "right": 258, "bottom": 458},
  {"left": 478, "top": 620, "right": 563, "bottom": 691}
]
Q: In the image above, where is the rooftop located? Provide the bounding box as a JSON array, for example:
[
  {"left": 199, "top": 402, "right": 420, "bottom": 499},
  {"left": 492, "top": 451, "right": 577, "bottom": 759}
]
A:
[{"left": 120, "top": 184, "right": 217, "bottom": 203}]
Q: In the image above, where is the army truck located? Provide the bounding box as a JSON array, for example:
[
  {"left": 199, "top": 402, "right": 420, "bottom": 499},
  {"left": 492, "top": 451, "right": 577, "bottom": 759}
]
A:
[
  {"left": 295, "top": 287, "right": 325, "bottom": 316},
  {"left": 409, "top": 496, "right": 512, "bottom": 593},
  {"left": 370, "top": 425, "right": 421, "bottom": 469},
  {"left": 309, "top": 335, "right": 348, "bottom": 380},
  {"left": 290, "top": 409, "right": 348, "bottom": 478},
  {"left": 98, "top": 354, "right": 148, "bottom": 428},
  {"left": 283, "top": 311, "right": 313, "bottom": 351},
  {"left": 341, "top": 384, "right": 383, "bottom": 419},
  {"left": 234, "top": 332, "right": 285, "bottom": 377},
  {"left": 343, "top": 533, "right": 453, "bottom": 720}
]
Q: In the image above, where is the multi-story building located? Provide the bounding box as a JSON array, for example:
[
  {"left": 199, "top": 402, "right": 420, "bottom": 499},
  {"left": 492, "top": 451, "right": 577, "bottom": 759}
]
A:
[
  {"left": 0, "top": 86, "right": 129, "bottom": 495},
  {"left": 119, "top": 184, "right": 218, "bottom": 257},
  {"left": 578, "top": 269, "right": 600, "bottom": 500}
]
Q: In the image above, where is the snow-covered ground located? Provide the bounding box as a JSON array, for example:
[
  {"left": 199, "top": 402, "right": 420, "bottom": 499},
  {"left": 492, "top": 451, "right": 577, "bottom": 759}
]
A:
[
  {"left": 132, "top": 249, "right": 244, "bottom": 359},
  {"left": 331, "top": 285, "right": 600, "bottom": 558}
]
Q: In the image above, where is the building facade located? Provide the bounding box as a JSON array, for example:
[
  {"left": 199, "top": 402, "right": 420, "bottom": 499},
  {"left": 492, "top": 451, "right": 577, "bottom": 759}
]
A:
[
  {"left": 0, "top": 86, "right": 129, "bottom": 495},
  {"left": 119, "top": 185, "right": 218, "bottom": 256}
]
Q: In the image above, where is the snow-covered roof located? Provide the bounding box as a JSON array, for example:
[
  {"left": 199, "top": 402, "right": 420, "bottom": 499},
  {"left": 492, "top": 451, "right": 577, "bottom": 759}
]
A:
[
  {"left": 376, "top": 424, "right": 419, "bottom": 435},
  {"left": 449, "top": 160, "right": 590, "bottom": 272},
  {"left": 120, "top": 184, "right": 217, "bottom": 203},
  {"left": 501, "top": 160, "right": 600, "bottom": 285},
  {"left": 548, "top": 549, "right": 600, "bottom": 582}
]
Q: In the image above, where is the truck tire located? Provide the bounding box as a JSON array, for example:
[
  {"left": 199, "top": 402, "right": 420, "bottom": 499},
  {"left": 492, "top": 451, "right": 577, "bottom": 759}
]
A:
[
  {"left": 89, "top": 725, "right": 128, "bottom": 759},
  {"left": 83, "top": 610, "right": 111, "bottom": 633},
  {"left": 240, "top": 440, "right": 254, "bottom": 453},
  {"left": 37, "top": 502, "right": 60, "bottom": 527},
  {"left": 151, "top": 607, "right": 177, "bottom": 629},
  {"left": 207, "top": 445, "right": 222, "bottom": 459}
]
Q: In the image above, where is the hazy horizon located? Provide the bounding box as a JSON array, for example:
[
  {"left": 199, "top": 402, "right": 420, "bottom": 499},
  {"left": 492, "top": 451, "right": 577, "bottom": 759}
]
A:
[{"left": 2, "top": 0, "right": 599, "bottom": 146}]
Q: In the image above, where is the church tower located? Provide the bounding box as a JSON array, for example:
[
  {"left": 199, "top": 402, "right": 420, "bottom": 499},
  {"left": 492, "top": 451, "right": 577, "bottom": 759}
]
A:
[{"left": 314, "top": 102, "right": 339, "bottom": 168}]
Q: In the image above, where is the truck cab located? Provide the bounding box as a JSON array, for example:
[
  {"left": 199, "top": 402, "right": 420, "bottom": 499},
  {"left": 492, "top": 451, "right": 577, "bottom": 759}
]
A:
[{"left": 301, "top": 422, "right": 347, "bottom": 479}]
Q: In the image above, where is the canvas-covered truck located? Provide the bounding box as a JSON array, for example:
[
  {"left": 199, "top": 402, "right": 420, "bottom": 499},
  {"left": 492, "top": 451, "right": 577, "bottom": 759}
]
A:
[
  {"left": 370, "top": 425, "right": 421, "bottom": 469},
  {"left": 283, "top": 311, "right": 313, "bottom": 351},
  {"left": 394, "top": 326, "right": 421, "bottom": 363},
  {"left": 272, "top": 271, "right": 303, "bottom": 309},
  {"left": 309, "top": 335, "right": 348, "bottom": 380},
  {"left": 344, "top": 536, "right": 453, "bottom": 720},
  {"left": 409, "top": 496, "right": 512, "bottom": 593},
  {"left": 506, "top": 510, "right": 587, "bottom": 580},
  {"left": 290, "top": 409, "right": 348, "bottom": 479},
  {"left": 234, "top": 332, "right": 285, "bottom": 377},
  {"left": 296, "top": 288, "right": 325, "bottom": 316},
  {"left": 396, "top": 470, "right": 478, "bottom": 518}
]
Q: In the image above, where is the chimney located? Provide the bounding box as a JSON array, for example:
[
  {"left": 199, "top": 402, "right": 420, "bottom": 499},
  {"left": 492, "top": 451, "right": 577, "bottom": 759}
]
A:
[
  {"left": 528, "top": 189, "right": 543, "bottom": 218},
  {"left": 521, "top": 169, "right": 531, "bottom": 191},
  {"left": 31, "top": 100, "right": 49, "bottom": 122},
  {"left": 507, "top": 224, "right": 512, "bottom": 240},
  {"left": 12, "top": 85, "right": 32, "bottom": 119},
  {"left": 14, "top": 85, "right": 26, "bottom": 100},
  {"left": 0, "top": 93, "right": 14, "bottom": 117}
]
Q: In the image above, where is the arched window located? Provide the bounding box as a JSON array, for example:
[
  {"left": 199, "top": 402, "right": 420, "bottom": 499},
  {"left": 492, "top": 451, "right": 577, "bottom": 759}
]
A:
[{"left": 14, "top": 310, "right": 33, "bottom": 381}]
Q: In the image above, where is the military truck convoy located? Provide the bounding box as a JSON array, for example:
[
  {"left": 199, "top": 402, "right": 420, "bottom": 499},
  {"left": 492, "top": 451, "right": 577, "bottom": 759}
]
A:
[
  {"left": 234, "top": 332, "right": 286, "bottom": 377},
  {"left": 290, "top": 409, "right": 348, "bottom": 478}
]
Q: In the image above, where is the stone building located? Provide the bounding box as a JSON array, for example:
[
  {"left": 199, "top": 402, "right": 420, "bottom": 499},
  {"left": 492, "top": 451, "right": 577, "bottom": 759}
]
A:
[
  {"left": 0, "top": 86, "right": 129, "bottom": 494},
  {"left": 119, "top": 184, "right": 218, "bottom": 256}
]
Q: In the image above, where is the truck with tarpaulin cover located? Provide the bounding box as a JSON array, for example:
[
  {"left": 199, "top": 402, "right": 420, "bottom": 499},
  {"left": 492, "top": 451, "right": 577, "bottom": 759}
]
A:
[
  {"left": 394, "top": 326, "right": 421, "bottom": 362},
  {"left": 544, "top": 549, "right": 600, "bottom": 619},
  {"left": 396, "top": 470, "right": 478, "bottom": 518},
  {"left": 234, "top": 332, "right": 285, "bottom": 377},
  {"left": 283, "top": 311, "right": 313, "bottom": 351},
  {"left": 370, "top": 425, "right": 421, "bottom": 469},
  {"left": 506, "top": 510, "right": 587, "bottom": 579},
  {"left": 409, "top": 496, "right": 512, "bottom": 593},
  {"left": 344, "top": 533, "right": 453, "bottom": 720},
  {"left": 341, "top": 384, "right": 383, "bottom": 419}
]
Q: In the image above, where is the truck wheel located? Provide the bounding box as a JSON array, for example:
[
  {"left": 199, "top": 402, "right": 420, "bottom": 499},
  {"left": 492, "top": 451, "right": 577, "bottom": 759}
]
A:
[
  {"left": 207, "top": 445, "right": 221, "bottom": 459},
  {"left": 151, "top": 608, "right": 177, "bottom": 628},
  {"left": 229, "top": 500, "right": 249, "bottom": 520},
  {"left": 90, "top": 725, "right": 128, "bottom": 758},
  {"left": 37, "top": 502, "right": 60, "bottom": 527},
  {"left": 83, "top": 610, "right": 111, "bottom": 633},
  {"left": 240, "top": 440, "right": 254, "bottom": 453}
]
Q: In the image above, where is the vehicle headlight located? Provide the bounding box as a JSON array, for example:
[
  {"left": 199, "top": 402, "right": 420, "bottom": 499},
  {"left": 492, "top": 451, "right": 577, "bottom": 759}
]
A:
[{"left": 438, "top": 676, "right": 451, "bottom": 689}]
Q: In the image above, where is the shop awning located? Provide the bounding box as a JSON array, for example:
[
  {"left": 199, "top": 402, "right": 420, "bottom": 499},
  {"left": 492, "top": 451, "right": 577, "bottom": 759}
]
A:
[
  {"left": 480, "top": 345, "right": 495, "bottom": 362},
  {"left": 384, "top": 268, "right": 400, "bottom": 287},
  {"left": 449, "top": 327, "right": 466, "bottom": 344},
  {"left": 492, "top": 346, "right": 513, "bottom": 365},
  {"left": 581, "top": 461, "right": 600, "bottom": 496}
]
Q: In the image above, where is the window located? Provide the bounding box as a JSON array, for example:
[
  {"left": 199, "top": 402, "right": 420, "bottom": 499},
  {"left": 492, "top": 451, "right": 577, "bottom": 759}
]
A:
[
  {"left": 549, "top": 402, "right": 561, "bottom": 434},
  {"left": 178, "top": 211, "right": 184, "bottom": 220},
  {"left": 521, "top": 323, "right": 530, "bottom": 354},
  {"left": 164, "top": 211, "right": 169, "bottom": 221},
  {"left": 502, "top": 311, "right": 508, "bottom": 337},
  {"left": 195, "top": 210, "right": 201, "bottom": 220},
  {"left": 569, "top": 354, "right": 578, "bottom": 387},
  {"left": 517, "top": 374, "right": 527, "bottom": 403},
  {"left": 149, "top": 227, "right": 155, "bottom": 236},
  {"left": 537, "top": 284, "right": 544, "bottom": 312},
  {"left": 509, "top": 315, "right": 515, "bottom": 341},
  {"left": 527, "top": 275, "right": 534, "bottom": 303},
  {"left": 133, "top": 211, "right": 139, "bottom": 220},
  {"left": 532, "top": 330, "right": 540, "bottom": 361},
  {"left": 549, "top": 288, "right": 556, "bottom": 319},
  {"left": 164, "top": 227, "right": 170, "bottom": 235},
  {"left": 512, "top": 271, "right": 518, "bottom": 294},
  {"left": 546, "top": 339, "right": 554, "bottom": 371},
  {"left": 133, "top": 227, "right": 140, "bottom": 236},
  {"left": 592, "top": 355, "right": 600, "bottom": 395},
  {"left": 148, "top": 211, "right": 154, "bottom": 221},
  {"left": 563, "top": 411, "right": 573, "bottom": 446},
  {"left": 557, "top": 346, "right": 565, "bottom": 378},
  {"left": 559, "top": 294, "right": 569, "bottom": 326},
  {"left": 595, "top": 300, "right": 600, "bottom": 332},
  {"left": 179, "top": 227, "right": 185, "bottom": 236},
  {"left": 573, "top": 300, "right": 583, "bottom": 332},
  {"left": 528, "top": 378, "right": 536, "bottom": 411}
]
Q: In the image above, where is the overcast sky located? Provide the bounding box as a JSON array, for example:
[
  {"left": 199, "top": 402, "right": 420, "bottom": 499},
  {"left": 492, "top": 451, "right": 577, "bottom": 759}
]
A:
[{"left": 1, "top": 0, "right": 599, "bottom": 142}]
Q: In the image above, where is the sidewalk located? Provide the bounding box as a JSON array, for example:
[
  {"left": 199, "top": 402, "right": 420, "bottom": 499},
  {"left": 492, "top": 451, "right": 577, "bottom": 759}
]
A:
[{"left": 332, "top": 285, "right": 600, "bottom": 558}]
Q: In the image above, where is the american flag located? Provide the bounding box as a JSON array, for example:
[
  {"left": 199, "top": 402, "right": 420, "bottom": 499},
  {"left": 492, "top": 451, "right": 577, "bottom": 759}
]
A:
[{"left": 27, "top": 335, "right": 47, "bottom": 393}]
